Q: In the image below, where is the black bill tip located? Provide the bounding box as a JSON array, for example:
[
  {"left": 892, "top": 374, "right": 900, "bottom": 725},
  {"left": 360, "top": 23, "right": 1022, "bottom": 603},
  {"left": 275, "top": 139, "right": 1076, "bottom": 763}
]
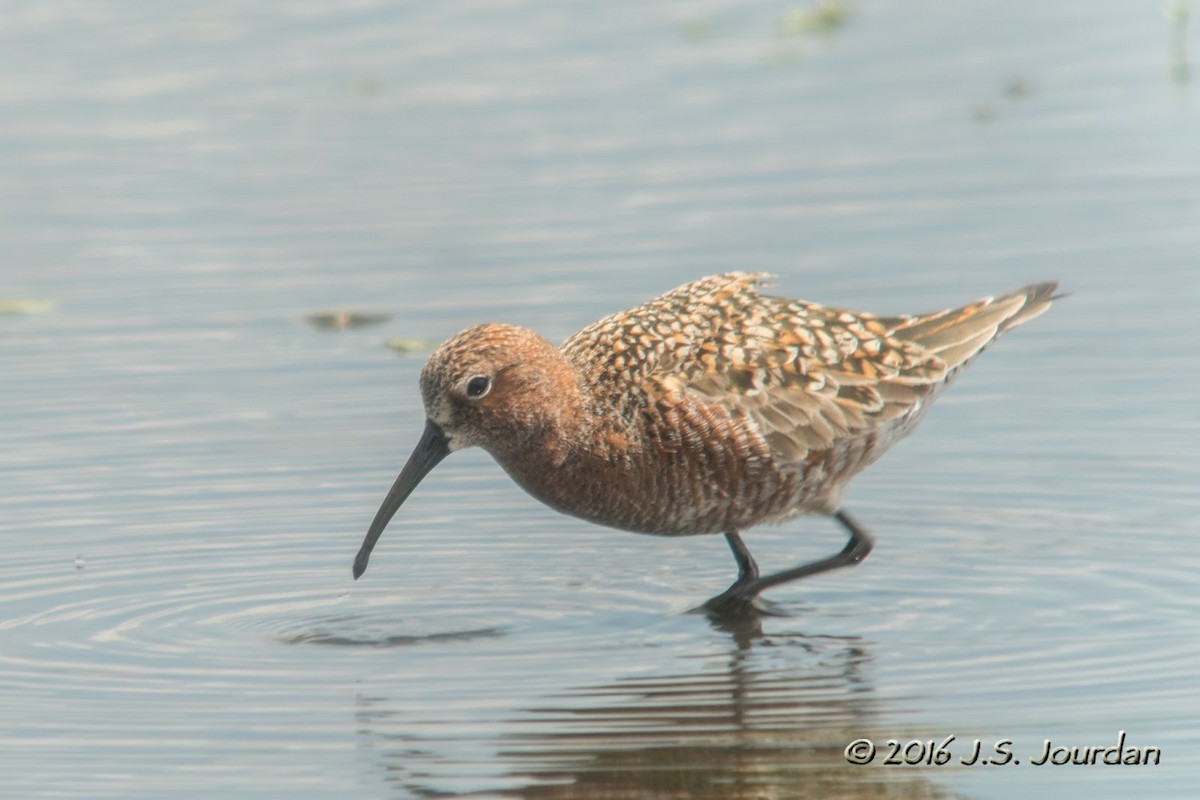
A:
[{"left": 352, "top": 548, "right": 370, "bottom": 580}]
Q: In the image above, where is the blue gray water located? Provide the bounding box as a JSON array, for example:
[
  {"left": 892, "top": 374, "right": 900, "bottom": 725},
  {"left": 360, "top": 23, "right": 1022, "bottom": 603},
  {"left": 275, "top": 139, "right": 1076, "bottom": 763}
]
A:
[{"left": 2, "top": 2, "right": 1197, "bottom": 798}]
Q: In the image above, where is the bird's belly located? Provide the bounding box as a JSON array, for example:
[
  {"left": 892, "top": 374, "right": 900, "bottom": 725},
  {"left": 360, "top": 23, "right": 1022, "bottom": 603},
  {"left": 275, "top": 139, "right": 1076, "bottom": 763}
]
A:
[{"left": 503, "top": 450, "right": 824, "bottom": 537}]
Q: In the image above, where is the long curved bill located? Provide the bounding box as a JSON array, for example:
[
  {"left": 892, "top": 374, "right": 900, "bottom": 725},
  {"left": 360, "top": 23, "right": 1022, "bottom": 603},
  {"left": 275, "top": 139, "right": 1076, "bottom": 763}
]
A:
[{"left": 353, "top": 419, "right": 450, "bottom": 579}]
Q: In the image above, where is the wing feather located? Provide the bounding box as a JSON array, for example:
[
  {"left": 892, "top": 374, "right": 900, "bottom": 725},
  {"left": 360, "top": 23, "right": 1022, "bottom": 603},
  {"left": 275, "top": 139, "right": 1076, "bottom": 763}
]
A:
[{"left": 567, "top": 273, "right": 1057, "bottom": 464}]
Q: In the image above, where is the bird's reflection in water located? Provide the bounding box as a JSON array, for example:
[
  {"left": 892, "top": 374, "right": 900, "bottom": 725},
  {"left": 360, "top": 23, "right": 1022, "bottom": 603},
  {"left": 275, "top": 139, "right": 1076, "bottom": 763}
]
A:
[
  {"left": 354, "top": 607, "right": 965, "bottom": 799},
  {"left": 488, "top": 611, "right": 953, "bottom": 799}
]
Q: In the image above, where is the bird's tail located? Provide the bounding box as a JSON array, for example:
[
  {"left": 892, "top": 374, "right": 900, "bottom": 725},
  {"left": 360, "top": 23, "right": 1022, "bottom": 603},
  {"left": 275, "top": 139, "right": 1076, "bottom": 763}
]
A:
[{"left": 886, "top": 281, "right": 1059, "bottom": 373}]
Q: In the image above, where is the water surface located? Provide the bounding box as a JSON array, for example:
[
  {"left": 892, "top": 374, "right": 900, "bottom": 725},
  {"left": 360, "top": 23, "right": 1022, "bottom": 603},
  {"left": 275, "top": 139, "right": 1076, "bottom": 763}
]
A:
[{"left": 2, "top": 1, "right": 1197, "bottom": 798}]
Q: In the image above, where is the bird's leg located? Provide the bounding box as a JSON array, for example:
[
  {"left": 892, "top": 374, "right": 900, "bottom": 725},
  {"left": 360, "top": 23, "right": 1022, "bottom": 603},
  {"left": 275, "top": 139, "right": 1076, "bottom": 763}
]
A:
[
  {"left": 746, "top": 509, "right": 875, "bottom": 595},
  {"left": 704, "top": 510, "right": 875, "bottom": 611},
  {"left": 724, "top": 531, "right": 759, "bottom": 584},
  {"left": 702, "top": 532, "right": 760, "bottom": 611}
]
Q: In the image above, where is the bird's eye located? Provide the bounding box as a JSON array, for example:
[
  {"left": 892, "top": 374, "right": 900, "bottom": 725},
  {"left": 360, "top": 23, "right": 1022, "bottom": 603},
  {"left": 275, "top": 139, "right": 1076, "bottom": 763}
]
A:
[{"left": 465, "top": 375, "right": 491, "bottom": 399}]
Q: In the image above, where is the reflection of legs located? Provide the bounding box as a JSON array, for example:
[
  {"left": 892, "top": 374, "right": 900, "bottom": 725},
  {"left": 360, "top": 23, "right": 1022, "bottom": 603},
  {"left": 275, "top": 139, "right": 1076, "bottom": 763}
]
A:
[{"left": 704, "top": 510, "right": 875, "bottom": 612}]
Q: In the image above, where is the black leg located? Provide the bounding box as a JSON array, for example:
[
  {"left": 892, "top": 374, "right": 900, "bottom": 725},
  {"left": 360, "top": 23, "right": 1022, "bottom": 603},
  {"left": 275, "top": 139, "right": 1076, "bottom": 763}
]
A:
[
  {"left": 701, "top": 532, "right": 760, "bottom": 611},
  {"left": 724, "top": 531, "right": 759, "bottom": 583},
  {"left": 703, "top": 510, "right": 875, "bottom": 612}
]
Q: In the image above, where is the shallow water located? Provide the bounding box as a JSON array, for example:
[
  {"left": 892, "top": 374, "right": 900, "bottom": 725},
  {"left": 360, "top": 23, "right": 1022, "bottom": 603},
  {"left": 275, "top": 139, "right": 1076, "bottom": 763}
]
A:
[{"left": 2, "top": 1, "right": 1198, "bottom": 798}]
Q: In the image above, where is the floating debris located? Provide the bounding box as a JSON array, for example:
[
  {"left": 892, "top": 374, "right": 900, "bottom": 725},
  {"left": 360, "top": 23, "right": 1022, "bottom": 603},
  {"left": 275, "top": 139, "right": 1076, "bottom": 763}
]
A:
[
  {"left": 780, "top": 1, "right": 851, "bottom": 37},
  {"left": 682, "top": 17, "right": 729, "bottom": 43},
  {"left": 0, "top": 298, "right": 54, "bottom": 316},
  {"left": 305, "top": 310, "right": 392, "bottom": 331},
  {"left": 384, "top": 337, "right": 433, "bottom": 354},
  {"left": 1003, "top": 77, "right": 1034, "bottom": 99}
]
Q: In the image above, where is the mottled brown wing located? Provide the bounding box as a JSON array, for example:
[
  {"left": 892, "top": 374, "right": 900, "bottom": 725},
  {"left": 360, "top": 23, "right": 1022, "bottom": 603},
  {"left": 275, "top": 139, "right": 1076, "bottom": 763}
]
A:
[{"left": 657, "top": 275, "right": 1058, "bottom": 462}]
